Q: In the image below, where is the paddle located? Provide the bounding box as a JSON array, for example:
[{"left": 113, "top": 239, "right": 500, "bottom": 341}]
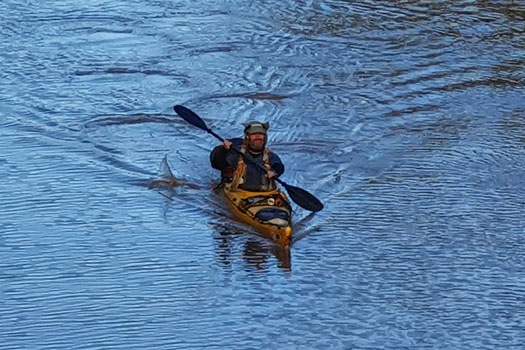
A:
[{"left": 173, "top": 104, "right": 324, "bottom": 212}]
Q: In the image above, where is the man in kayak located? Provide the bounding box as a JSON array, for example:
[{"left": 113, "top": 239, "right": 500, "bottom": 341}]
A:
[{"left": 210, "top": 121, "right": 284, "bottom": 192}]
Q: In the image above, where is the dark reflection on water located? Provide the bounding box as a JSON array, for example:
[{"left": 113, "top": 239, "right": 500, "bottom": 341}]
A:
[
  {"left": 212, "top": 224, "right": 292, "bottom": 272},
  {"left": 84, "top": 113, "right": 175, "bottom": 128},
  {"left": 2, "top": 0, "right": 525, "bottom": 349}
]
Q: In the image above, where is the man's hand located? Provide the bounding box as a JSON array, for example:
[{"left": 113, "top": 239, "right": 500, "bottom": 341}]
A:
[
  {"left": 223, "top": 139, "right": 232, "bottom": 150},
  {"left": 266, "top": 170, "right": 276, "bottom": 179}
]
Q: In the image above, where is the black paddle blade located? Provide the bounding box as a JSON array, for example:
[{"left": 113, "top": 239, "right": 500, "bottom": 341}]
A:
[
  {"left": 174, "top": 105, "right": 210, "bottom": 132},
  {"left": 281, "top": 181, "right": 324, "bottom": 212}
]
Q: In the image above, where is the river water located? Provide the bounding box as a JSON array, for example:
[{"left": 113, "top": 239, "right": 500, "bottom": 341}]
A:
[{"left": 1, "top": 1, "right": 524, "bottom": 349}]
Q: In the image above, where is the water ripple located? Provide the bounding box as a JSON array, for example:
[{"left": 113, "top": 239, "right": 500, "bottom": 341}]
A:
[{"left": 2, "top": 0, "right": 525, "bottom": 349}]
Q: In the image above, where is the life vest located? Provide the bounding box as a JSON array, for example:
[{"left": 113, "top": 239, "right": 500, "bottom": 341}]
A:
[{"left": 231, "top": 144, "right": 275, "bottom": 191}]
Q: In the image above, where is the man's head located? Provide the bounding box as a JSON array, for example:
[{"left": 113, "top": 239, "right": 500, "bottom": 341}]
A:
[{"left": 244, "top": 121, "right": 269, "bottom": 152}]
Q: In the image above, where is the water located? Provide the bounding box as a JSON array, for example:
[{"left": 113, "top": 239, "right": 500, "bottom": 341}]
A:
[{"left": 1, "top": 1, "right": 524, "bottom": 349}]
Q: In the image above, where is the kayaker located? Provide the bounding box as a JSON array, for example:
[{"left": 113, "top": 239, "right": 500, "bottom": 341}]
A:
[{"left": 210, "top": 121, "right": 284, "bottom": 192}]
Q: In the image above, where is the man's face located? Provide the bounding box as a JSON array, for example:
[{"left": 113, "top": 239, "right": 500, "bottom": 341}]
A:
[{"left": 247, "top": 133, "right": 265, "bottom": 151}]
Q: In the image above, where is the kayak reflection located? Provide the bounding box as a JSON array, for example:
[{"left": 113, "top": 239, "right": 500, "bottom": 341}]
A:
[{"left": 212, "top": 223, "right": 291, "bottom": 272}]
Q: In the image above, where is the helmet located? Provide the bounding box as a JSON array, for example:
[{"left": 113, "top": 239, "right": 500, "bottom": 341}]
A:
[{"left": 244, "top": 121, "right": 269, "bottom": 135}]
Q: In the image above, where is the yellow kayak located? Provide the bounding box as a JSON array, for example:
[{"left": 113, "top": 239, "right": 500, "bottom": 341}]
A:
[{"left": 219, "top": 182, "right": 293, "bottom": 246}]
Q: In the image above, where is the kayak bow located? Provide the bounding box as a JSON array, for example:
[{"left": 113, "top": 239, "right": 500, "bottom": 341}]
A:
[{"left": 219, "top": 182, "right": 293, "bottom": 246}]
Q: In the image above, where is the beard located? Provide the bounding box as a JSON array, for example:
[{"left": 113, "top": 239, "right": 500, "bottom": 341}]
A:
[{"left": 248, "top": 139, "right": 264, "bottom": 152}]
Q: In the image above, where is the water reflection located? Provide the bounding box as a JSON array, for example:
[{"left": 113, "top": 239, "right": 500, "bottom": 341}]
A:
[{"left": 212, "top": 223, "right": 291, "bottom": 272}]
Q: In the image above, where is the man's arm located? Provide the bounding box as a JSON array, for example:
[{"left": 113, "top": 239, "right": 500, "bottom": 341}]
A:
[
  {"left": 210, "top": 138, "right": 243, "bottom": 170},
  {"left": 269, "top": 153, "right": 285, "bottom": 177},
  {"left": 210, "top": 145, "right": 229, "bottom": 170}
]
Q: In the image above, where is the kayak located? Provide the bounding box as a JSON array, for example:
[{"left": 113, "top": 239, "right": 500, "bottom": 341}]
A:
[
  {"left": 220, "top": 183, "right": 293, "bottom": 246},
  {"left": 219, "top": 182, "right": 293, "bottom": 246}
]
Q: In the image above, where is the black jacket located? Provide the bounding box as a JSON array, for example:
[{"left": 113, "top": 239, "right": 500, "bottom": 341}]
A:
[{"left": 210, "top": 138, "right": 284, "bottom": 191}]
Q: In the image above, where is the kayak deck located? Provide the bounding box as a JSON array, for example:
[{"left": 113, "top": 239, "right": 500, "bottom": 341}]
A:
[{"left": 219, "top": 183, "right": 293, "bottom": 246}]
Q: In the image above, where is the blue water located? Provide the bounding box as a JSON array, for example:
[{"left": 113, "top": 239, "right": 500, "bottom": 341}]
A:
[{"left": 1, "top": 1, "right": 524, "bottom": 349}]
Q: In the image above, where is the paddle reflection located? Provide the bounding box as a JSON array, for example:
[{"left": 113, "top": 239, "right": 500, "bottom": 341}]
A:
[{"left": 212, "top": 223, "right": 291, "bottom": 272}]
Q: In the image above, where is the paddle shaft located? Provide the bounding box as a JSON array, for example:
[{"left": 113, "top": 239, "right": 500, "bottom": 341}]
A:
[{"left": 173, "top": 104, "right": 324, "bottom": 211}]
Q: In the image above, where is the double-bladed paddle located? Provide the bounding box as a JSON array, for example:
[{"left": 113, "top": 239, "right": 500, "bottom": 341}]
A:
[{"left": 173, "top": 104, "right": 324, "bottom": 212}]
